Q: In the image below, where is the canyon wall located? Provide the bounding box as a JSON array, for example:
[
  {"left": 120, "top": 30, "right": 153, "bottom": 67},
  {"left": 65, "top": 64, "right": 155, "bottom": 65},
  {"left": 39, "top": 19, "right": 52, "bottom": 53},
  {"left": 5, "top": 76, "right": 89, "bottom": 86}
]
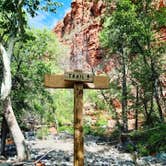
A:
[
  {"left": 53, "top": 0, "right": 166, "bottom": 94},
  {"left": 53, "top": 0, "right": 110, "bottom": 71},
  {"left": 53, "top": 0, "right": 166, "bottom": 71}
]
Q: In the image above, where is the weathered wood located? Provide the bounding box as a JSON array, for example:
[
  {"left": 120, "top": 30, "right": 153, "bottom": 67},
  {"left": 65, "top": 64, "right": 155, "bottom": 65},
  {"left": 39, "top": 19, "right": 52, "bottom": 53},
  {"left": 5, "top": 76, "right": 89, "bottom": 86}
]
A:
[
  {"left": 64, "top": 71, "right": 93, "bottom": 82},
  {"left": 44, "top": 74, "right": 109, "bottom": 89},
  {"left": 45, "top": 75, "right": 73, "bottom": 88},
  {"left": 74, "top": 83, "right": 84, "bottom": 166},
  {"left": 44, "top": 72, "right": 109, "bottom": 166}
]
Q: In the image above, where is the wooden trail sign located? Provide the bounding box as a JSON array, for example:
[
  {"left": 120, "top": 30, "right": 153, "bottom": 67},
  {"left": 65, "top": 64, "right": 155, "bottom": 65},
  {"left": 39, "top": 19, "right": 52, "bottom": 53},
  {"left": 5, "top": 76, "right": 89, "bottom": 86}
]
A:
[
  {"left": 45, "top": 74, "right": 109, "bottom": 89},
  {"left": 44, "top": 71, "right": 109, "bottom": 166},
  {"left": 64, "top": 71, "right": 93, "bottom": 82}
]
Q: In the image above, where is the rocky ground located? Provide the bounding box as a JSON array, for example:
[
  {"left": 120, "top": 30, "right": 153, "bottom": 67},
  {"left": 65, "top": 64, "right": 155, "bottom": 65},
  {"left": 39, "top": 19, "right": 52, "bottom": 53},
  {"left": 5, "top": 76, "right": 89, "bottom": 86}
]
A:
[{"left": 0, "top": 132, "right": 166, "bottom": 166}]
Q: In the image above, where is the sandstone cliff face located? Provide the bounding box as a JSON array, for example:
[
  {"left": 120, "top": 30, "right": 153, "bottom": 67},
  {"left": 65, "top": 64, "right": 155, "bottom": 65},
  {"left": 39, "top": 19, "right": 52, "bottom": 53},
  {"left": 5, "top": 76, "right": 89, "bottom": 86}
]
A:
[
  {"left": 54, "top": 0, "right": 166, "bottom": 69},
  {"left": 53, "top": 0, "right": 107, "bottom": 70},
  {"left": 53, "top": 0, "right": 166, "bottom": 113}
]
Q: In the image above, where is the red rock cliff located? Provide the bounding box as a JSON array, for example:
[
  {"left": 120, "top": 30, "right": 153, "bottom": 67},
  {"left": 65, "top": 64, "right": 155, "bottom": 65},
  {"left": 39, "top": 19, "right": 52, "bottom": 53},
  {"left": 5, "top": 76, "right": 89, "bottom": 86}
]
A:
[
  {"left": 53, "top": 0, "right": 107, "bottom": 70},
  {"left": 53, "top": 0, "right": 166, "bottom": 72}
]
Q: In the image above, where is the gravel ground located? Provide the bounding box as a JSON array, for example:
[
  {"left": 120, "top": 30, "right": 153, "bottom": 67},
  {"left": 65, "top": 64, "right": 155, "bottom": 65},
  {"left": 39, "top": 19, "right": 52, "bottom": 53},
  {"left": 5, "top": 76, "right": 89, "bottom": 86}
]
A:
[{"left": 0, "top": 132, "right": 166, "bottom": 166}]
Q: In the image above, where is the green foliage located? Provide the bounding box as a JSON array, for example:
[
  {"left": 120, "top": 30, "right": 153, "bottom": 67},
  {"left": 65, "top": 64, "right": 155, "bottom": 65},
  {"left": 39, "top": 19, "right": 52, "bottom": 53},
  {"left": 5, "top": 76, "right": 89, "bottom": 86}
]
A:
[
  {"left": 84, "top": 124, "right": 92, "bottom": 135},
  {"left": 95, "top": 116, "right": 108, "bottom": 135},
  {"left": 137, "top": 144, "right": 149, "bottom": 156},
  {"left": 84, "top": 113, "right": 108, "bottom": 136},
  {"left": 83, "top": 124, "right": 106, "bottom": 136},
  {"left": 9, "top": 29, "right": 64, "bottom": 126},
  {"left": 129, "top": 123, "right": 166, "bottom": 156},
  {"left": 84, "top": 90, "right": 108, "bottom": 110},
  {"left": 100, "top": 0, "right": 140, "bottom": 53},
  {"left": 147, "top": 124, "right": 166, "bottom": 153},
  {"left": 53, "top": 90, "right": 73, "bottom": 127},
  {"left": 36, "top": 126, "right": 49, "bottom": 139},
  {"left": 58, "top": 126, "right": 73, "bottom": 134},
  {"left": 154, "top": 7, "right": 166, "bottom": 28},
  {"left": 0, "top": 0, "right": 64, "bottom": 128},
  {"left": 96, "top": 116, "right": 107, "bottom": 127},
  {"left": 100, "top": 0, "right": 166, "bottom": 128},
  {"left": 0, "top": 0, "right": 62, "bottom": 41}
]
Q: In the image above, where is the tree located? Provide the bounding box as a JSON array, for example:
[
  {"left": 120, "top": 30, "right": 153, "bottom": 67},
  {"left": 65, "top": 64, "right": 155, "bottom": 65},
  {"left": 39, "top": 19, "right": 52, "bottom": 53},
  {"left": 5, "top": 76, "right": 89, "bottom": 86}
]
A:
[
  {"left": 11, "top": 29, "right": 69, "bottom": 128},
  {"left": 100, "top": 0, "right": 140, "bottom": 132},
  {"left": 0, "top": 0, "right": 62, "bottom": 160},
  {"left": 129, "top": 0, "right": 166, "bottom": 124},
  {"left": 100, "top": 0, "right": 166, "bottom": 129}
]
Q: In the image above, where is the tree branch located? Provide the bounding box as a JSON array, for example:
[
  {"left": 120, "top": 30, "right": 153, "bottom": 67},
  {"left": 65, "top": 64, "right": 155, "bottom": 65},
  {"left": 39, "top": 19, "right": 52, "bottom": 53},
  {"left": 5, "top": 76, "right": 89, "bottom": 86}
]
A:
[
  {"left": 0, "top": 43, "right": 12, "bottom": 100},
  {"left": 17, "top": 0, "right": 25, "bottom": 35},
  {"left": 7, "top": 37, "right": 16, "bottom": 59}
]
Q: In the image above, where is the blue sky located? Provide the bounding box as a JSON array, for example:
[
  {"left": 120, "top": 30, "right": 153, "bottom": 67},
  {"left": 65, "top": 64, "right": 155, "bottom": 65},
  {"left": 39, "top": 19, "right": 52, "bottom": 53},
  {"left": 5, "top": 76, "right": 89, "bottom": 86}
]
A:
[{"left": 28, "top": 0, "right": 72, "bottom": 29}]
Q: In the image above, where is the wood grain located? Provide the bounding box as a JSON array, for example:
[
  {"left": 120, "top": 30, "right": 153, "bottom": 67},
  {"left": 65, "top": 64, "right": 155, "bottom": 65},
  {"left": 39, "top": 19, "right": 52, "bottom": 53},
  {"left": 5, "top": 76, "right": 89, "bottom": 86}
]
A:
[
  {"left": 44, "top": 73, "right": 109, "bottom": 166},
  {"left": 74, "top": 83, "right": 84, "bottom": 166},
  {"left": 44, "top": 74, "right": 109, "bottom": 89}
]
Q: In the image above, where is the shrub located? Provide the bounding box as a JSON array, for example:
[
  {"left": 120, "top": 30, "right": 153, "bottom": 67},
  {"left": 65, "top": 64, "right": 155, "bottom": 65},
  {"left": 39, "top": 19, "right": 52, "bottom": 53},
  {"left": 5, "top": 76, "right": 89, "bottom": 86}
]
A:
[{"left": 36, "top": 126, "right": 49, "bottom": 139}]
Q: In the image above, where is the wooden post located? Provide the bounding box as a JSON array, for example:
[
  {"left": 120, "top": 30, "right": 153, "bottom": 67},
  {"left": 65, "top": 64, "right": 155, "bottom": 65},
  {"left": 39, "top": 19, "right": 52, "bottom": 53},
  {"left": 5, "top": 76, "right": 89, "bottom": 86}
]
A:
[
  {"left": 44, "top": 72, "right": 109, "bottom": 166},
  {"left": 74, "top": 82, "right": 84, "bottom": 166}
]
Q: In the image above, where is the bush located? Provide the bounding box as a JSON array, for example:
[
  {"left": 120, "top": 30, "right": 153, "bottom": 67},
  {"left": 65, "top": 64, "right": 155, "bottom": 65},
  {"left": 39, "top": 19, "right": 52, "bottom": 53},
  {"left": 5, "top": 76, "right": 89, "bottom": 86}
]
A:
[
  {"left": 36, "top": 126, "right": 49, "bottom": 139},
  {"left": 137, "top": 144, "right": 149, "bottom": 156},
  {"left": 84, "top": 90, "right": 108, "bottom": 110},
  {"left": 58, "top": 125, "right": 73, "bottom": 134},
  {"left": 53, "top": 89, "right": 73, "bottom": 128},
  {"left": 129, "top": 123, "right": 166, "bottom": 156},
  {"left": 84, "top": 124, "right": 92, "bottom": 135}
]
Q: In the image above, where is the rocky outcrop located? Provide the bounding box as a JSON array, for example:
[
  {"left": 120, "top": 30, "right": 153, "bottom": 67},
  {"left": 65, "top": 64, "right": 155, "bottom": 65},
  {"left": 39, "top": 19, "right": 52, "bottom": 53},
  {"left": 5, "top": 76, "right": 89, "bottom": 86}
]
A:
[
  {"left": 53, "top": 0, "right": 107, "bottom": 70},
  {"left": 54, "top": 0, "right": 166, "bottom": 71}
]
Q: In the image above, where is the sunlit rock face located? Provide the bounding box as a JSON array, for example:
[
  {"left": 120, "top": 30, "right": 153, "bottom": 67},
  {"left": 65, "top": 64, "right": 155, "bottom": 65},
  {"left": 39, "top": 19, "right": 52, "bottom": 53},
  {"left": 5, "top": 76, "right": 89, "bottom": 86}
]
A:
[
  {"left": 53, "top": 0, "right": 166, "bottom": 72},
  {"left": 53, "top": 0, "right": 106, "bottom": 70}
]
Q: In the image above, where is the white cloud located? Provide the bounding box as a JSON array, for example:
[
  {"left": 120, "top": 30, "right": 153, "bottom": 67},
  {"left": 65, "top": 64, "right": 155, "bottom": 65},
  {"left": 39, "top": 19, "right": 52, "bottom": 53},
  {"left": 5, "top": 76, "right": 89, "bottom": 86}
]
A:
[
  {"left": 28, "top": 12, "right": 49, "bottom": 29},
  {"left": 27, "top": 4, "right": 72, "bottom": 29}
]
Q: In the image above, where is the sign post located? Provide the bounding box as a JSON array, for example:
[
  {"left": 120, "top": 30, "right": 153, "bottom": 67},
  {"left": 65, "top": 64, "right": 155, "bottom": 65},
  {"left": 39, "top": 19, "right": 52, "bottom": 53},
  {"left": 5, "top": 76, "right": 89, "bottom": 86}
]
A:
[
  {"left": 44, "top": 71, "right": 109, "bottom": 166},
  {"left": 74, "top": 82, "right": 84, "bottom": 166}
]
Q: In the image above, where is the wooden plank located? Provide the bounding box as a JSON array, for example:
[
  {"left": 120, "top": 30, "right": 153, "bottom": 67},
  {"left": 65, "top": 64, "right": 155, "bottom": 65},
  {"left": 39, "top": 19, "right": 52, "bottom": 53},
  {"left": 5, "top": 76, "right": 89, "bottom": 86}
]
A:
[
  {"left": 44, "top": 74, "right": 109, "bottom": 89},
  {"left": 64, "top": 71, "right": 93, "bottom": 82},
  {"left": 44, "top": 74, "right": 73, "bottom": 89},
  {"left": 85, "top": 76, "right": 109, "bottom": 89},
  {"left": 74, "top": 83, "right": 84, "bottom": 166}
]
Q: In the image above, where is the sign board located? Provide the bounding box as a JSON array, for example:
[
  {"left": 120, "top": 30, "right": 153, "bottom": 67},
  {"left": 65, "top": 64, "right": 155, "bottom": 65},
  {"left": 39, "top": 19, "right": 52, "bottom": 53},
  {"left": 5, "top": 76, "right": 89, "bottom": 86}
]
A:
[
  {"left": 44, "top": 74, "right": 109, "bottom": 89},
  {"left": 64, "top": 71, "right": 93, "bottom": 82}
]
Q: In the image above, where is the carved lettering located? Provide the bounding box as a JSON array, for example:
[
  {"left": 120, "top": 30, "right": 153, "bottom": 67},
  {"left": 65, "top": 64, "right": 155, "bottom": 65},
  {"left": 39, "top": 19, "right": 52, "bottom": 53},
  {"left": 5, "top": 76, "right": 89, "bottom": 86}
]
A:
[{"left": 64, "top": 72, "right": 94, "bottom": 82}]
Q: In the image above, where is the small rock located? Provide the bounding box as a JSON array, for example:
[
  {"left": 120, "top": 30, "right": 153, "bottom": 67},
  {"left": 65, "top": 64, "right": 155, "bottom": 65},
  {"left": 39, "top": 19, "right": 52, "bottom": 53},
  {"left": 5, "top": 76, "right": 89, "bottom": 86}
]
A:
[
  {"left": 0, "top": 155, "right": 6, "bottom": 160},
  {"left": 136, "top": 158, "right": 148, "bottom": 166},
  {"left": 156, "top": 153, "right": 166, "bottom": 161},
  {"left": 64, "top": 156, "right": 70, "bottom": 162},
  {"left": 0, "top": 164, "right": 11, "bottom": 166}
]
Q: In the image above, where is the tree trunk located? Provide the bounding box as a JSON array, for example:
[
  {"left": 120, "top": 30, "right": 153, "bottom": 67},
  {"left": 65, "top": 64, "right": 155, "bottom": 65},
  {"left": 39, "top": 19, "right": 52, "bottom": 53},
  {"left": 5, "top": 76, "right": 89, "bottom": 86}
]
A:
[
  {"left": 149, "top": 59, "right": 155, "bottom": 125},
  {"left": 146, "top": 95, "right": 154, "bottom": 126},
  {"left": 135, "top": 86, "right": 139, "bottom": 130},
  {"left": 142, "top": 94, "right": 148, "bottom": 118},
  {"left": 159, "top": 80, "right": 166, "bottom": 112},
  {"left": 99, "top": 89, "right": 121, "bottom": 129},
  {"left": 121, "top": 51, "right": 128, "bottom": 132},
  {"left": 1, "top": 116, "right": 9, "bottom": 156},
  {"left": 154, "top": 80, "right": 164, "bottom": 122},
  {"left": 142, "top": 92, "right": 153, "bottom": 125},
  {"left": 0, "top": 42, "right": 28, "bottom": 161},
  {"left": 74, "top": 83, "right": 84, "bottom": 166},
  {"left": 3, "top": 97, "right": 28, "bottom": 161}
]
